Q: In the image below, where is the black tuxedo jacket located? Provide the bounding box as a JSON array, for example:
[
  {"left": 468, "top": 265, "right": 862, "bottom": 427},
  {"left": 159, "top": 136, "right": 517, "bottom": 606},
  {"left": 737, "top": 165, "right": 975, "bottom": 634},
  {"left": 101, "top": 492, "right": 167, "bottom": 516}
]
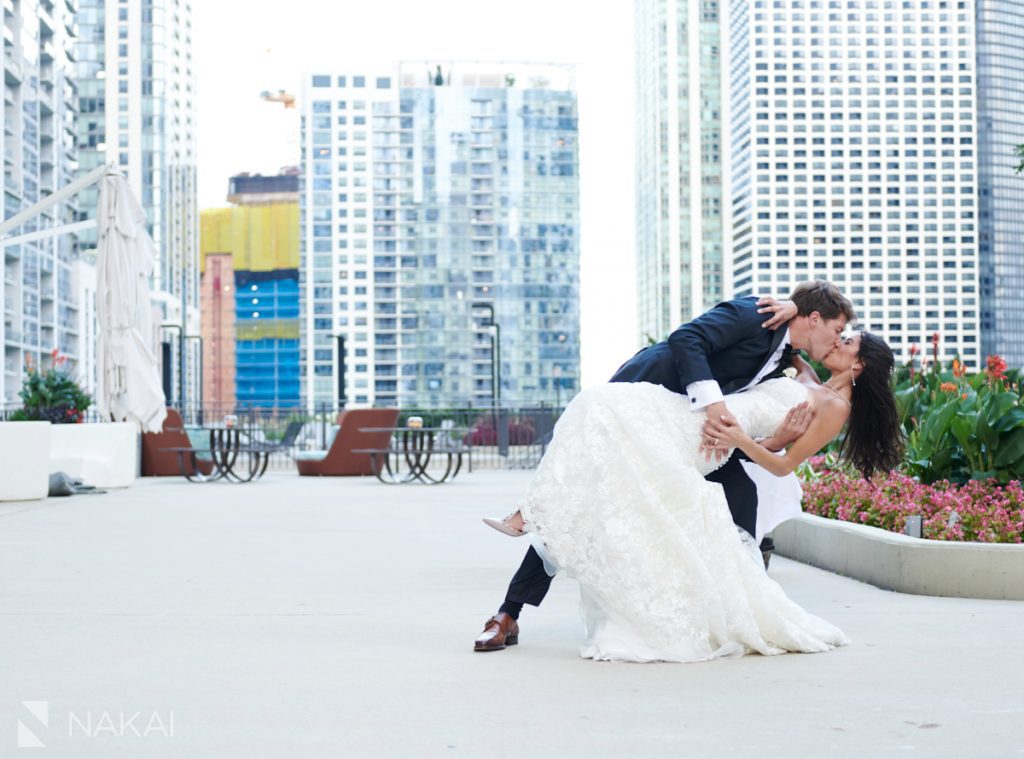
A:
[{"left": 610, "top": 296, "right": 792, "bottom": 394}]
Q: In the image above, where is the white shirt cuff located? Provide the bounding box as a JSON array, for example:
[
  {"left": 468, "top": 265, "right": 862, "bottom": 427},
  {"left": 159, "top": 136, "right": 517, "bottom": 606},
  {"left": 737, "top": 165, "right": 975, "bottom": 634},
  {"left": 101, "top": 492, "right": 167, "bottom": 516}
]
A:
[{"left": 686, "top": 380, "right": 724, "bottom": 411}]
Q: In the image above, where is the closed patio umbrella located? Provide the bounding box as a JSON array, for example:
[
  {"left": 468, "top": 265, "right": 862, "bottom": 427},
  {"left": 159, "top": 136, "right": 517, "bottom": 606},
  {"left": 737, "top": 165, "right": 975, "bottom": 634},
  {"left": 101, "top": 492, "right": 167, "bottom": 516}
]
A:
[{"left": 95, "top": 172, "right": 167, "bottom": 433}]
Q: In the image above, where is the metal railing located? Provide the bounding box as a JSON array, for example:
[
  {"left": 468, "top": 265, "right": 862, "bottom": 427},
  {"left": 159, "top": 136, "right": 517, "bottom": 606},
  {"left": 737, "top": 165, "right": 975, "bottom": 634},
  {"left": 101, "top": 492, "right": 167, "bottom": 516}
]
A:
[{"left": 166, "top": 401, "right": 564, "bottom": 471}]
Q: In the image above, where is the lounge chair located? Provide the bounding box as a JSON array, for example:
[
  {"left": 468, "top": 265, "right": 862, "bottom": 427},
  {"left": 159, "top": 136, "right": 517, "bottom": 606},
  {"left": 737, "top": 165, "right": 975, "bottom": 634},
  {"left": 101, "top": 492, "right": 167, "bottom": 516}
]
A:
[
  {"left": 295, "top": 408, "right": 399, "bottom": 476},
  {"left": 251, "top": 420, "right": 304, "bottom": 454},
  {"left": 141, "top": 408, "right": 214, "bottom": 477}
]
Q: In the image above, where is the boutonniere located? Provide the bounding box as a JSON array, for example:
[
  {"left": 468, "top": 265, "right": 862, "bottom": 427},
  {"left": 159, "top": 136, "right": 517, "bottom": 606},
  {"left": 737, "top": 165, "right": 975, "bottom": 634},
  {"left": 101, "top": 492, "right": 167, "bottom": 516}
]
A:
[{"left": 783, "top": 367, "right": 798, "bottom": 379}]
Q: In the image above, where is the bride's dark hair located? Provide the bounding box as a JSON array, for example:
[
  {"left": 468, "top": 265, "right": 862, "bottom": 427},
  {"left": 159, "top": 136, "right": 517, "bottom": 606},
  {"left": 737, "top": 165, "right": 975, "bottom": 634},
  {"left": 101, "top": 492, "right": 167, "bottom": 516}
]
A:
[{"left": 839, "top": 332, "right": 904, "bottom": 479}]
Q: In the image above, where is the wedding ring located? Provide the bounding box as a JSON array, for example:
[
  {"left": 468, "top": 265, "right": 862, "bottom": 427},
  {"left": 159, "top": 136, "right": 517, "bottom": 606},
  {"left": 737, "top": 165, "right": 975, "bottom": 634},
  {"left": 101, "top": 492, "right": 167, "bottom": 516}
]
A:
[{"left": 714, "top": 437, "right": 719, "bottom": 446}]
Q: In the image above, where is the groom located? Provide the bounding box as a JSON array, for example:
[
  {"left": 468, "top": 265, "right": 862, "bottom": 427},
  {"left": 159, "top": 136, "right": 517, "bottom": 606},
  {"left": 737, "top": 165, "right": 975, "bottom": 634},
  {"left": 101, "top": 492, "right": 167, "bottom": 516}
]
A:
[{"left": 473, "top": 280, "right": 856, "bottom": 652}]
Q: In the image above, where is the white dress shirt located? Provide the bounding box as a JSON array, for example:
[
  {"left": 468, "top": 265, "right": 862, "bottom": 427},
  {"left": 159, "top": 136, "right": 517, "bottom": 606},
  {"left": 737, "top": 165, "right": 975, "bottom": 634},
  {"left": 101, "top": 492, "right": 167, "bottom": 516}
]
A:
[{"left": 686, "top": 328, "right": 791, "bottom": 411}]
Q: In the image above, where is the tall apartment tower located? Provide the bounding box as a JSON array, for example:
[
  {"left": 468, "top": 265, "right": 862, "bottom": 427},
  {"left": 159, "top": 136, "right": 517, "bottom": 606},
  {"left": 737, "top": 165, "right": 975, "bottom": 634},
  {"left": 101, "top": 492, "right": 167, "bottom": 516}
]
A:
[
  {"left": 635, "top": 0, "right": 728, "bottom": 344},
  {"left": 976, "top": 1, "right": 1024, "bottom": 367},
  {"left": 2, "top": 0, "right": 81, "bottom": 403},
  {"left": 75, "top": 0, "right": 199, "bottom": 399},
  {"left": 299, "top": 62, "right": 580, "bottom": 409},
  {"left": 727, "top": 0, "right": 982, "bottom": 368}
]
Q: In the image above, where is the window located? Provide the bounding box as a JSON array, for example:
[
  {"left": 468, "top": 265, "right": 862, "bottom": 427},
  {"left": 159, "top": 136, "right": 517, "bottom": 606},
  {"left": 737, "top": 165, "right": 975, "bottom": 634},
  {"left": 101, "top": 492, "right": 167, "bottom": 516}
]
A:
[
  {"left": 353, "top": 76, "right": 366, "bottom": 88},
  {"left": 376, "top": 77, "right": 391, "bottom": 89},
  {"left": 336, "top": 76, "right": 347, "bottom": 87},
  {"left": 312, "top": 75, "right": 331, "bottom": 87}
]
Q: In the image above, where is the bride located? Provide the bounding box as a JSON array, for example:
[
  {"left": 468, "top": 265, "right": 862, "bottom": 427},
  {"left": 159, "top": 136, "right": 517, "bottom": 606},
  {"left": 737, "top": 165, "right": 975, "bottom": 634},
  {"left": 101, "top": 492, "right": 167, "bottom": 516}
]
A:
[{"left": 486, "top": 331, "right": 902, "bottom": 663}]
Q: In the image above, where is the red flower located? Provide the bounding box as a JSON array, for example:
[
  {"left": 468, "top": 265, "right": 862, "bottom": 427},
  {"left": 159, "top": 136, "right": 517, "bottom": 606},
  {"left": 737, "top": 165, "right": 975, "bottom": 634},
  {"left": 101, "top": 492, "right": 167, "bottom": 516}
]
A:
[{"left": 986, "top": 355, "right": 1008, "bottom": 383}]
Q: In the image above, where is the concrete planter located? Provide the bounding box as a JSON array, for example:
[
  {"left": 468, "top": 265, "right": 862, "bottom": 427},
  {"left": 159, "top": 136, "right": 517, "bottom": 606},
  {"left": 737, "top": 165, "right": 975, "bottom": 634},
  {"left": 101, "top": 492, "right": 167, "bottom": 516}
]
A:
[
  {"left": 774, "top": 513, "right": 1024, "bottom": 601},
  {"left": 0, "top": 422, "right": 51, "bottom": 501},
  {"left": 49, "top": 422, "right": 138, "bottom": 488}
]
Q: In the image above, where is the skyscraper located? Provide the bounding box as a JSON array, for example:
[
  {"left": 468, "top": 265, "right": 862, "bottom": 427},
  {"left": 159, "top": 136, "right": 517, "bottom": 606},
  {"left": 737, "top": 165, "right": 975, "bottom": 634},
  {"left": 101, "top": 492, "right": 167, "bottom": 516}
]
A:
[
  {"left": 75, "top": 0, "right": 199, "bottom": 400},
  {"left": 2, "top": 0, "right": 81, "bottom": 403},
  {"left": 727, "top": 0, "right": 981, "bottom": 368},
  {"left": 635, "top": 0, "right": 727, "bottom": 344},
  {"left": 976, "top": 0, "right": 1024, "bottom": 367},
  {"left": 299, "top": 62, "right": 580, "bottom": 409}
]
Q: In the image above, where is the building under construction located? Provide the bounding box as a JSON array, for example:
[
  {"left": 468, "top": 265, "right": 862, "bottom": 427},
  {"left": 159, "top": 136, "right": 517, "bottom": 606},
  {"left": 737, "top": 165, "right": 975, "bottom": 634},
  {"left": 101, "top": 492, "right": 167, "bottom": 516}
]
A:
[{"left": 200, "top": 170, "right": 300, "bottom": 409}]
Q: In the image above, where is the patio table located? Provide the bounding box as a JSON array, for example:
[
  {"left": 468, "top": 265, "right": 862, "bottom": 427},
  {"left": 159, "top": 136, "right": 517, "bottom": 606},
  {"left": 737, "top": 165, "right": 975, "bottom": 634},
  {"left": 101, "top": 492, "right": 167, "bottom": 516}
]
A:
[
  {"left": 354, "top": 426, "right": 466, "bottom": 484},
  {"left": 161, "top": 427, "right": 271, "bottom": 483}
]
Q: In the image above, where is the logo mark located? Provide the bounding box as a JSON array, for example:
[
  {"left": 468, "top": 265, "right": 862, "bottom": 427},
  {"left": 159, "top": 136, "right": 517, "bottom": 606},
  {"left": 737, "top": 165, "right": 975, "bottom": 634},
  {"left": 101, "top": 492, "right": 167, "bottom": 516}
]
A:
[{"left": 17, "top": 701, "right": 49, "bottom": 749}]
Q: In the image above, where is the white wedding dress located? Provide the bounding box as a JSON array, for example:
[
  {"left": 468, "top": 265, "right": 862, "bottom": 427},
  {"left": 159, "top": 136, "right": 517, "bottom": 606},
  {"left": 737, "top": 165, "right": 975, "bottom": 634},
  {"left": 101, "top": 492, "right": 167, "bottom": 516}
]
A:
[{"left": 520, "top": 378, "right": 850, "bottom": 663}]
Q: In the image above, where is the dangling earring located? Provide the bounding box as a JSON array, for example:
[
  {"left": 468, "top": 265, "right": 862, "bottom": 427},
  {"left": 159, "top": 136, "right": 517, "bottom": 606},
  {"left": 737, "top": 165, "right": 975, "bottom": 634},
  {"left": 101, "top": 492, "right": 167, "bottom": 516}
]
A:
[{"left": 851, "top": 367, "right": 856, "bottom": 387}]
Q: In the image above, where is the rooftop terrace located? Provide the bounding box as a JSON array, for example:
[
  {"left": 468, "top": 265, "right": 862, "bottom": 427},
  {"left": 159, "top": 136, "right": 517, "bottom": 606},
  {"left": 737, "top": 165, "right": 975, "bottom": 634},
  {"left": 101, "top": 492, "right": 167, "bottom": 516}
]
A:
[{"left": 1, "top": 471, "right": 1021, "bottom": 756}]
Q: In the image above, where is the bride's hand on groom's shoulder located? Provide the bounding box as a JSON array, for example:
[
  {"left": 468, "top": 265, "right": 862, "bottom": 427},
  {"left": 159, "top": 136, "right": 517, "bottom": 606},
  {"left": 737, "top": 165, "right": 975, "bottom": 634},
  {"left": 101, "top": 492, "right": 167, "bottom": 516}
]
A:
[{"left": 757, "top": 297, "right": 797, "bottom": 330}]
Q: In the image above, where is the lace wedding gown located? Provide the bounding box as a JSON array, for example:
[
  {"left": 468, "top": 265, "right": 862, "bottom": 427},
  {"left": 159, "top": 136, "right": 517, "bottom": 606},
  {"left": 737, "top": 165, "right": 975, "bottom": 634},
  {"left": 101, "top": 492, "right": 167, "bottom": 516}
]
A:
[{"left": 520, "top": 378, "right": 850, "bottom": 663}]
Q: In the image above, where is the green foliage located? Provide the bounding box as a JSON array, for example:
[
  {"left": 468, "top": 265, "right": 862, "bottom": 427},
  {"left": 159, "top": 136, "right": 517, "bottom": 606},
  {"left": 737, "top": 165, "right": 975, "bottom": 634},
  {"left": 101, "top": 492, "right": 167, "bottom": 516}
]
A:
[
  {"left": 895, "top": 347, "right": 1024, "bottom": 484},
  {"left": 12, "top": 351, "right": 92, "bottom": 424}
]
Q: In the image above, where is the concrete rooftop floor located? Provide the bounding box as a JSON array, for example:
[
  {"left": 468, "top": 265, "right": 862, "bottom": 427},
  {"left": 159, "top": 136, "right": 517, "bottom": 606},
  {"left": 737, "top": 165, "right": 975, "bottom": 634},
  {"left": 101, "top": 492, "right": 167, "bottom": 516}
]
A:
[{"left": 0, "top": 470, "right": 1022, "bottom": 758}]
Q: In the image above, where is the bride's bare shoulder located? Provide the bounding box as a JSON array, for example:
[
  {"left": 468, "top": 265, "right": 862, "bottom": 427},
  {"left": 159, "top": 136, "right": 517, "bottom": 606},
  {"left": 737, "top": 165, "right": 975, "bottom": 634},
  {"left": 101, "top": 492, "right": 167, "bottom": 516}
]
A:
[{"left": 807, "top": 385, "right": 851, "bottom": 421}]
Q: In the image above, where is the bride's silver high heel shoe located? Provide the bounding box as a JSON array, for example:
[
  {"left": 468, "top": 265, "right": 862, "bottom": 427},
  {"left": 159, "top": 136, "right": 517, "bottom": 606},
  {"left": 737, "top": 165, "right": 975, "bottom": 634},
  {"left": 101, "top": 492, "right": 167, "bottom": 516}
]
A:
[{"left": 483, "top": 512, "right": 527, "bottom": 537}]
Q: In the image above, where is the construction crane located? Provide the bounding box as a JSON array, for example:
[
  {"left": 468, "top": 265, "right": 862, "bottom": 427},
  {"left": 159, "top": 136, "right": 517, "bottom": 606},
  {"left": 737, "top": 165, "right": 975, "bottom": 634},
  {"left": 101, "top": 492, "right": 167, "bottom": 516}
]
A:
[{"left": 260, "top": 89, "right": 296, "bottom": 109}]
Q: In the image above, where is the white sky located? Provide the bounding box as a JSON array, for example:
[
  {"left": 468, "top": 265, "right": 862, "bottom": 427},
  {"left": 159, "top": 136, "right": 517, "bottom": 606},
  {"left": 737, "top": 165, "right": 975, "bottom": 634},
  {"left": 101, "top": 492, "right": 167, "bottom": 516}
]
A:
[{"left": 194, "top": 0, "right": 638, "bottom": 389}]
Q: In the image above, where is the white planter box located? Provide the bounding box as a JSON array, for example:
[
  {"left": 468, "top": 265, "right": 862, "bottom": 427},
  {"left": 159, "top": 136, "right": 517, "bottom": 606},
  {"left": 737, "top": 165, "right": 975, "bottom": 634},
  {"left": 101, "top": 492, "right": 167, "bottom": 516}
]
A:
[
  {"left": 0, "top": 422, "right": 51, "bottom": 501},
  {"left": 49, "top": 422, "right": 138, "bottom": 488}
]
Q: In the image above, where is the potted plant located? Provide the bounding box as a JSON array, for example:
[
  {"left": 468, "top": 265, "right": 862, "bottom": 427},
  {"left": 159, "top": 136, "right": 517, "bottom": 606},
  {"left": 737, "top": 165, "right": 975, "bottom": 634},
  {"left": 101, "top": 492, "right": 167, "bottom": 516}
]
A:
[
  {"left": 11, "top": 350, "right": 136, "bottom": 488},
  {"left": 9, "top": 349, "right": 92, "bottom": 424}
]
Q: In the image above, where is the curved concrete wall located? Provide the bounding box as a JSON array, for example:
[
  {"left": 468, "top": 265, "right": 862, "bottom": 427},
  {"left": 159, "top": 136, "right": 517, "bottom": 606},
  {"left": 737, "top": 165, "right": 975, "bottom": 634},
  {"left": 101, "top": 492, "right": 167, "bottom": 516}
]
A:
[{"left": 773, "top": 514, "right": 1024, "bottom": 601}]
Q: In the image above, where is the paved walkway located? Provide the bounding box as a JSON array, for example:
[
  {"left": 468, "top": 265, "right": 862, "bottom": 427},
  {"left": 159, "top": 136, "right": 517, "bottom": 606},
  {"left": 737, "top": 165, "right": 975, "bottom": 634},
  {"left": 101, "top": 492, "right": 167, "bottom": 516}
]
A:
[{"left": 0, "top": 471, "right": 1022, "bottom": 757}]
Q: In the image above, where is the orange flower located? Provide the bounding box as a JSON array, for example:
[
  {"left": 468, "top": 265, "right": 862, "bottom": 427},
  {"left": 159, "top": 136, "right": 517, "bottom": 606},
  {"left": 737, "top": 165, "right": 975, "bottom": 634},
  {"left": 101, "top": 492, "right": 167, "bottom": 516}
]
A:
[
  {"left": 962, "top": 393, "right": 968, "bottom": 400},
  {"left": 952, "top": 358, "right": 966, "bottom": 379},
  {"left": 939, "top": 382, "right": 957, "bottom": 393}
]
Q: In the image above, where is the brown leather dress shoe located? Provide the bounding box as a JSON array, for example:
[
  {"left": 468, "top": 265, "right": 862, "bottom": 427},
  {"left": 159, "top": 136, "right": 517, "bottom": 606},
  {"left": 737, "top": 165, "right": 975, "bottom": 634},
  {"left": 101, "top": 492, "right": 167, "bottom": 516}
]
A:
[{"left": 473, "top": 612, "right": 519, "bottom": 652}]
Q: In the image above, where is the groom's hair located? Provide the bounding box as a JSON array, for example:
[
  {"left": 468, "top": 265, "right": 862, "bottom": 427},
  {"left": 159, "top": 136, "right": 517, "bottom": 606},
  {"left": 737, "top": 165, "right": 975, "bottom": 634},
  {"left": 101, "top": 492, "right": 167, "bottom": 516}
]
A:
[{"left": 790, "top": 280, "right": 856, "bottom": 322}]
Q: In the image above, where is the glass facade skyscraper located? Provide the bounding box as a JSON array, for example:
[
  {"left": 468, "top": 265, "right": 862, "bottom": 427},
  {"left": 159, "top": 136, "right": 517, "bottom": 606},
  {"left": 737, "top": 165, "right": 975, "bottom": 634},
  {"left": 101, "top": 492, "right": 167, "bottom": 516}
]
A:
[
  {"left": 2, "top": 0, "right": 81, "bottom": 403},
  {"left": 976, "top": 0, "right": 1024, "bottom": 367},
  {"left": 299, "top": 62, "right": 580, "bottom": 408},
  {"left": 75, "top": 0, "right": 199, "bottom": 401},
  {"left": 635, "top": 0, "right": 727, "bottom": 344}
]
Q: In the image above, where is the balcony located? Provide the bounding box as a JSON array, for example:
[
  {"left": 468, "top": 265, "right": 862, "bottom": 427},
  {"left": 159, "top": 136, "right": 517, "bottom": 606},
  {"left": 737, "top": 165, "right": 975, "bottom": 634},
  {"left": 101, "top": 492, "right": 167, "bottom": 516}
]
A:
[
  {"left": 4, "top": 54, "right": 23, "bottom": 86},
  {"left": 37, "top": 5, "right": 55, "bottom": 35}
]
